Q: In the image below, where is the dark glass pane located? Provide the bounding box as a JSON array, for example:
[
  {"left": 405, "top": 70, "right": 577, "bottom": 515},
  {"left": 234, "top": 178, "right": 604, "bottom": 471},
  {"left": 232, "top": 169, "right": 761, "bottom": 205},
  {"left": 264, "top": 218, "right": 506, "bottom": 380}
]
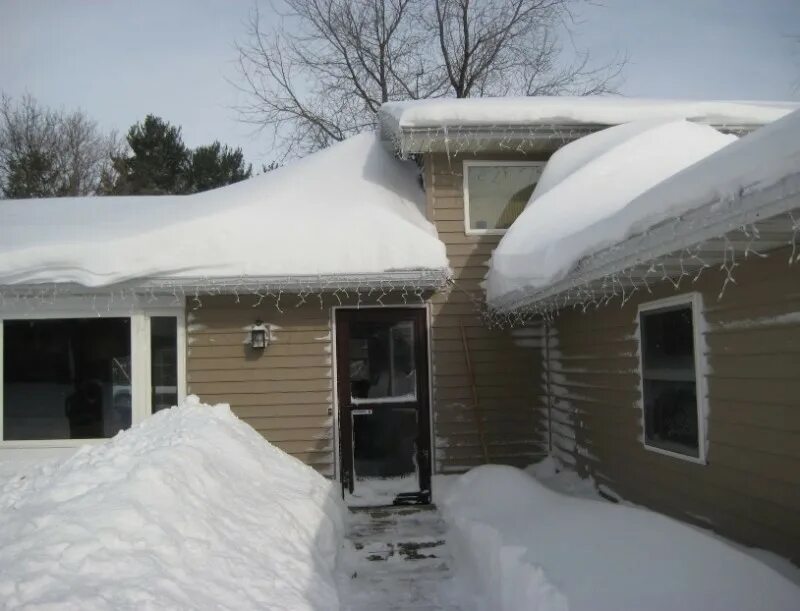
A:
[
  {"left": 643, "top": 379, "right": 699, "bottom": 454},
  {"left": 151, "top": 317, "right": 178, "bottom": 413},
  {"left": 349, "top": 320, "right": 416, "bottom": 402},
  {"left": 640, "top": 305, "right": 699, "bottom": 456},
  {"left": 641, "top": 307, "right": 695, "bottom": 375},
  {"left": 3, "top": 318, "right": 131, "bottom": 440},
  {"left": 350, "top": 406, "right": 419, "bottom": 503}
]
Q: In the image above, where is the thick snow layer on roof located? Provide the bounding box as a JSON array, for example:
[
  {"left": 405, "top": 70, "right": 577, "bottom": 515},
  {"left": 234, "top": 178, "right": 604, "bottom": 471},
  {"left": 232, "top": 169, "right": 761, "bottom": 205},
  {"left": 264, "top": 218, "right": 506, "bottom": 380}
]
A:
[
  {"left": 0, "top": 397, "right": 345, "bottom": 609},
  {"left": 441, "top": 465, "right": 800, "bottom": 611},
  {"left": 487, "top": 120, "right": 736, "bottom": 303},
  {"left": 0, "top": 132, "right": 448, "bottom": 288},
  {"left": 381, "top": 96, "right": 798, "bottom": 130}
]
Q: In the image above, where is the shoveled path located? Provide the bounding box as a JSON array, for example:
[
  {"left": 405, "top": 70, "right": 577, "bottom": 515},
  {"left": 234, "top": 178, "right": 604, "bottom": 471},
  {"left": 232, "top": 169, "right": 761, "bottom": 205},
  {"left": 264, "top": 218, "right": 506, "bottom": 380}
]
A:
[{"left": 338, "top": 505, "right": 462, "bottom": 611}]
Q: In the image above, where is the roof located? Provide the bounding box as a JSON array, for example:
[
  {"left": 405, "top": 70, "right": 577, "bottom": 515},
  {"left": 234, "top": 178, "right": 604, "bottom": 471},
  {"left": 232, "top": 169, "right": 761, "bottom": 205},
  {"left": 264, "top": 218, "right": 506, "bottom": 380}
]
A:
[
  {"left": 0, "top": 132, "right": 451, "bottom": 295},
  {"left": 487, "top": 108, "right": 800, "bottom": 316},
  {"left": 379, "top": 96, "right": 798, "bottom": 156}
]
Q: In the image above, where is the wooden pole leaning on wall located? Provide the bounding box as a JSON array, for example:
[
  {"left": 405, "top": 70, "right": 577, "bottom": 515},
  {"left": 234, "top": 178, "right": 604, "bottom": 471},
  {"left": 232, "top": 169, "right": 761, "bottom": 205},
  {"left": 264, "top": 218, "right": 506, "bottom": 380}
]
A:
[{"left": 460, "top": 319, "right": 490, "bottom": 464}]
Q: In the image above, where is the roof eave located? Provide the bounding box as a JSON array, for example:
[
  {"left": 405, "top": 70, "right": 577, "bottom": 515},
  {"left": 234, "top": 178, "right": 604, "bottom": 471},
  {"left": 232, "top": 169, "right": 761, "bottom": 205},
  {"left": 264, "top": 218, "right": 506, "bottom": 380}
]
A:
[
  {"left": 0, "top": 268, "right": 454, "bottom": 300},
  {"left": 489, "top": 171, "right": 800, "bottom": 316},
  {"left": 384, "top": 122, "right": 763, "bottom": 158}
]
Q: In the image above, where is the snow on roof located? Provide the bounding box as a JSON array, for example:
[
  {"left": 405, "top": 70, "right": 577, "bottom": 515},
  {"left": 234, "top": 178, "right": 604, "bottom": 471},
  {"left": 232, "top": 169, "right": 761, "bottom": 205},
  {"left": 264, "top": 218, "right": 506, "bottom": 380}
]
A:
[
  {"left": 486, "top": 119, "right": 737, "bottom": 305},
  {"left": 488, "top": 108, "right": 800, "bottom": 311},
  {"left": 0, "top": 132, "right": 449, "bottom": 290},
  {"left": 381, "top": 96, "right": 798, "bottom": 131}
]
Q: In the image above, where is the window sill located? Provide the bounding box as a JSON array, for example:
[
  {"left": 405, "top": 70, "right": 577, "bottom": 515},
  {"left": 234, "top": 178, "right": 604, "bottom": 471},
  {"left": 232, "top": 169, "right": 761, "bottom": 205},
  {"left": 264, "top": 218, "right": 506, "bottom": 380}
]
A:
[{"left": 643, "top": 441, "right": 706, "bottom": 465}]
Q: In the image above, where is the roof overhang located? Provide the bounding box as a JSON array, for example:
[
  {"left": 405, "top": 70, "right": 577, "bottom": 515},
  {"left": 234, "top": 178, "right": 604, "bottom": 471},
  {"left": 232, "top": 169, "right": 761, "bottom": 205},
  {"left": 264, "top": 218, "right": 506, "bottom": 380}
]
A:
[
  {"left": 382, "top": 122, "right": 762, "bottom": 159},
  {"left": 0, "top": 269, "right": 453, "bottom": 303},
  {"left": 489, "top": 171, "right": 800, "bottom": 317}
]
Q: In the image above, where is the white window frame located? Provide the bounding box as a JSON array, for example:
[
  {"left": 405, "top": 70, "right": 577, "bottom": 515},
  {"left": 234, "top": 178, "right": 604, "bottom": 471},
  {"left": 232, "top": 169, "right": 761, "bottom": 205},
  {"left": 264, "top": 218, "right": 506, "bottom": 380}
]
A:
[
  {"left": 637, "top": 292, "right": 708, "bottom": 464},
  {"left": 462, "top": 160, "right": 545, "bottom": 236},
  {"left": 0, "top": 296, "right": 186, "bottom": 449}
]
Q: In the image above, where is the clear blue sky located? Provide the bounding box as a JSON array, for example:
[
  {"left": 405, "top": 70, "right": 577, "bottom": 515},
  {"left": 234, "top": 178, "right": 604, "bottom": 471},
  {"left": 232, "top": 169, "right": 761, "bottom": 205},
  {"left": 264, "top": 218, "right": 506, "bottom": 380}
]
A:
[{"left": 1, "top": 0, "right": 798, "bottom": 168}]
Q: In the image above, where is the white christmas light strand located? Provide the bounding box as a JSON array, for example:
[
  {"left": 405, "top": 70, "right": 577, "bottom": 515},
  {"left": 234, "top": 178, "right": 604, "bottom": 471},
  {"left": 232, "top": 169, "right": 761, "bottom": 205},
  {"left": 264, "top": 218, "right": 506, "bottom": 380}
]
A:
[
  {"left": 484, "top": 212, "right": 800, "bottom": 329},
  {"left": 0, "top": 273, "right": 451, "bottom": 314}
]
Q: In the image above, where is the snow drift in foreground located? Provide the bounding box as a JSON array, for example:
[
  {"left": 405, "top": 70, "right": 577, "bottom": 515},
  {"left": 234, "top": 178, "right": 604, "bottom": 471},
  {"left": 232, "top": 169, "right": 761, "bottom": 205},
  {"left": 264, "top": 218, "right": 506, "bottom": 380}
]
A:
[
  {"left": 0, "top": 398, "right": 345, "bottom": 610},
  {"left": 441, "top": 465, "right": 800, "bottom": 611},
  {"left": 486, "top": 119, "right": 735, "bottom": 304},
  {"left": 0, "top": 131, "right": 448, "bottom": 287}
]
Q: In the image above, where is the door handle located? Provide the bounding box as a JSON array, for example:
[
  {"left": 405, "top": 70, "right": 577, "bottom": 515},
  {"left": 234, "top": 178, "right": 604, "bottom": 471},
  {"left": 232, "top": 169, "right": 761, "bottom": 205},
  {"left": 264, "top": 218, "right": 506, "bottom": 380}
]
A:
[{"left": 351, "top": 408, "right": 373, "bottom": 416}]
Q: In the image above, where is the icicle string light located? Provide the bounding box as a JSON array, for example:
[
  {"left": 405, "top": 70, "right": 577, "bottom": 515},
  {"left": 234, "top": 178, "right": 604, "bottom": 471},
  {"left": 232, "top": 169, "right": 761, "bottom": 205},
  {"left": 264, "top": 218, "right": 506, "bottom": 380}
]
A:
[
  {"left": 0, "top": 273, "right": 451, "bottom": 315},
  {"left": 483, "top": 211, "right": 800, "bottom": 328}
]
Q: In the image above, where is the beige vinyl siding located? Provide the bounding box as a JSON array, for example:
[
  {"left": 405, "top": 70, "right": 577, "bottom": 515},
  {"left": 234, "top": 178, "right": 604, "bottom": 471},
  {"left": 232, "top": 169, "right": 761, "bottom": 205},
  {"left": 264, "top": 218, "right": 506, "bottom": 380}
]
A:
[
  {"left": 186, "top": 295, "right": 335, "bottom": 476},
  {"left": 426, "top": 153, "right": 549, "bottom": 472},
  {"left": 542, "top": 248, "right": 800, "bottom": 561}
]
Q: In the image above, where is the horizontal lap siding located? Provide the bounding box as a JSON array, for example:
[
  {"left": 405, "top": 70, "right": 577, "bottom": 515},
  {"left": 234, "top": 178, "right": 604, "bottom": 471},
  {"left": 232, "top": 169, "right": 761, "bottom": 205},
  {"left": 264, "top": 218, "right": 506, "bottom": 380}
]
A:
[
  {"left": 186, "top": 295, "right": 335, "bottom": 476},
  {"left": 547, "top": 249, "right": 800, "bottom": 561},
  {"left": 427, "top": 153, "right": 548, "bottom": 472}
]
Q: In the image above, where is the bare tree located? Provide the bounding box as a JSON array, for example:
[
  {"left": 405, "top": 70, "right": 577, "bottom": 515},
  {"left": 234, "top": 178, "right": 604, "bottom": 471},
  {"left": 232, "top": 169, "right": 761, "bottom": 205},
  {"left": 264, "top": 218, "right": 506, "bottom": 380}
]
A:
[
  {"left": 0, "top": 94, "right": 120, "bottom": 199},
  {"left": 236, "top": 0, "right": 444, "bottom": 156},
  {"left": 236, "top": 0, "right": 624, "bottom": 156}
]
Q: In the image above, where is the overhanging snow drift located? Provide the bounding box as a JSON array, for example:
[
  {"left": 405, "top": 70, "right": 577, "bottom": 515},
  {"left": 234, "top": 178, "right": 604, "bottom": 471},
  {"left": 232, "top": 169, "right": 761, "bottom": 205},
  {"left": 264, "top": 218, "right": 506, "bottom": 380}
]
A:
[
  {"left": 0, "top": 132, "right": 450, "bottom": 291},
  {"left": 487, "top": 120, "right": 736, "bottom": 306},
  {"left": 488, "top": 109, "right": 800, "bottom": 314}
]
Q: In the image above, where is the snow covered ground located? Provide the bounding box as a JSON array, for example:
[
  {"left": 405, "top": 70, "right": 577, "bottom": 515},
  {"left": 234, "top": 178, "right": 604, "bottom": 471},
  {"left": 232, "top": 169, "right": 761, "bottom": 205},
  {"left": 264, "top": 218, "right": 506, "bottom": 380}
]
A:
[
  {"left": 0, "top": 397, "right": 345, "bottom": 610},
  {"left": 3, "top": 404, "right": 798, "bottom": 611},
  {"left": 440, "top": 460, "right": 800, "bottom": 611}
]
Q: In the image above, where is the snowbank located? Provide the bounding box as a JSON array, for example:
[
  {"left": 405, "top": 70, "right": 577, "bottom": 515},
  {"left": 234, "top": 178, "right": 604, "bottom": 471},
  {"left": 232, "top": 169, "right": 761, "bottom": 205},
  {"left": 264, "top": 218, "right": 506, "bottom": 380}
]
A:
[
  {"left": 440, "top": 465, "right": 800, "bottom": 611},
  {"left": 0, "top": 131, "right": 449, "bottom": 288},
  {"left": 487, "top": 119, "right": 735, "bottom": 303},
  {"left": 381, "top": 96, "right": 797, "bottom": 130},
  {"left": 0, "top": 397, "right": 346, "bottom": 610}
]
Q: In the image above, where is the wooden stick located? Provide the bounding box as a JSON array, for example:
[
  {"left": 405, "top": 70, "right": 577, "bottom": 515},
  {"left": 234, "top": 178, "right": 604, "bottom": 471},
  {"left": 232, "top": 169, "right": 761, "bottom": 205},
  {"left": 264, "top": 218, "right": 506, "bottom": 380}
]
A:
[{"left": 460, "top": 319, "right": 489, "bottom": 463}]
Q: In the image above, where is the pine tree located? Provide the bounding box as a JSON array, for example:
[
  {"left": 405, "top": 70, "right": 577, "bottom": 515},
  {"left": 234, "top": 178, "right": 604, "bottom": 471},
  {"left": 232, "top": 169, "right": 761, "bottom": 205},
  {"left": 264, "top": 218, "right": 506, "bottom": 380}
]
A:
[
  {"left": 188, "top": 141, "right": 252, "bottom": 193},
  {"left": 4, "top": 149, "right": 60, "bottom": 198},
  {"left": 105, "top": 115, "right": 190, "bottom": 195}
]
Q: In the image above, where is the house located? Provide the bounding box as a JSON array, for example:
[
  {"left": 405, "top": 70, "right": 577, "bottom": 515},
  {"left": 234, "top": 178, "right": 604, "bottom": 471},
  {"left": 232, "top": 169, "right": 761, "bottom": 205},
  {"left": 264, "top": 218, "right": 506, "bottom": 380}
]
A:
[
  {"left": 0, "top": 98, "right": 796, "bottom": 527},
  {"left": 485, "top": 106, "right": 800, "bottom": 562}
]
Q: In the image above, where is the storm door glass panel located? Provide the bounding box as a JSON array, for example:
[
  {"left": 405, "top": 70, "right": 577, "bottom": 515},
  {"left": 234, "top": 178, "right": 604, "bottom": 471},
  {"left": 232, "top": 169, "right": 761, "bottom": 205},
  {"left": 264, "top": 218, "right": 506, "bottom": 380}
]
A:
[
  {"left": 349, "top": 320, "right": 416, "bottom": 403},
  {"left": 3, "top": 318, "right": 131, "bottom": 440},
  {"left": 150, "top": 317, "right": 178, "bottom": 413},
  {"left": 466, "top": 164, "right": 542, "bottom": 231},
  {"left": 350, "top": 406, "right": 419, "bottom": 504},
  {"left": 640, "top": 305, "right": 699, "bottom": 457}
]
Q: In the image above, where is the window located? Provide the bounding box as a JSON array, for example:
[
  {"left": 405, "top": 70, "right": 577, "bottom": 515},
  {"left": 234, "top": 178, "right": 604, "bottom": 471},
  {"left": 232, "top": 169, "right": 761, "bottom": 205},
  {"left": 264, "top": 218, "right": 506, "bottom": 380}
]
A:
[
  {"left": 0, "top": 302, "right": 184, "bottom": 446},
  {"left": 638, "top": 293, "right": 707, "bottom": 463},
  {"left": 151, "top": 317, "right": 178, "bottom": 413},
  {"left": 349, "top": 320, "right": 416, "bottom": 403},
  {"left": 463, "top": 161, "right": 544, "bottom": 234}
]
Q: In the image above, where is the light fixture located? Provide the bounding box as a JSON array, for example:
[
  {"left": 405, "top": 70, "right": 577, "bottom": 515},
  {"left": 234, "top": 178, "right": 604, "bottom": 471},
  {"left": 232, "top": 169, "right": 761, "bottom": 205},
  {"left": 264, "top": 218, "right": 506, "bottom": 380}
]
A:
[{"left": 250, "top": 320, "right": 269, "bottom": 350}]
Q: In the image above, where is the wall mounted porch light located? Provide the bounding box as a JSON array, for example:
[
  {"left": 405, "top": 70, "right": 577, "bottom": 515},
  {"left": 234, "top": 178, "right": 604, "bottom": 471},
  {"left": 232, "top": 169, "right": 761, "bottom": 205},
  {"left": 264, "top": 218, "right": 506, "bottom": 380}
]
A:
[{"left": 250, "top": 320, "right": 269, "bottom": 350}]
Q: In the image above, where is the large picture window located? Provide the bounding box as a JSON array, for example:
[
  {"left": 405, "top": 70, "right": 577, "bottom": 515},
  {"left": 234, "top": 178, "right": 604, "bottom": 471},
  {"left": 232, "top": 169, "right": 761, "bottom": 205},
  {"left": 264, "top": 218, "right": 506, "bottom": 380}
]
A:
[
  {"left": 638, "top": 293, "right": 707, "bottom": 463},
  {"left": 0, "top": 303, "right": 184, "bottom": 446},
  {"left": 463, "top": 161, "right": 544, "bottom": 234}
]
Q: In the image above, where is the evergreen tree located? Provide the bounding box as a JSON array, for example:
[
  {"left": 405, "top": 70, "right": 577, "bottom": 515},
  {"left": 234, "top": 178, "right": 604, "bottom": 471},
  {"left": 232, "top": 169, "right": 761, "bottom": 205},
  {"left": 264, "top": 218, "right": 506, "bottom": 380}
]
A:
[
  {"left": 188, "top": 141, "right": 252, "bottom": 193},
  {"left": 4, "top": 149, "right": 60, "bottom": 198},
  {"left": 105, "top": 115, "right": 190, "bottom": 195}
]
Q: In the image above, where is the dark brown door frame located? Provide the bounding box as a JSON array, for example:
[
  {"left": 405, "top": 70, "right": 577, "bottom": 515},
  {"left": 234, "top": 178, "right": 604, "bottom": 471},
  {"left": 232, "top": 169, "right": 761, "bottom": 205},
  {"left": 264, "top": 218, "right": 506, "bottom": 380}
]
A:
[{"left": 335, "top": 307, "right": 432, "bottom": 505}]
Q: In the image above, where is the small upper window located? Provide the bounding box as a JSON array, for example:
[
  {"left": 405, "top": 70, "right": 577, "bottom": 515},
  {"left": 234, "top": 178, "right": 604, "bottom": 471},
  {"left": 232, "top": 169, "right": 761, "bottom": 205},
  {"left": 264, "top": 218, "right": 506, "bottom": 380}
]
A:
[
  {"left": 463, "top": 161, "right": 543, "bottom": 234},
  {"left": 638, "top": 294, "right": 707, "bottom": 462}
]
